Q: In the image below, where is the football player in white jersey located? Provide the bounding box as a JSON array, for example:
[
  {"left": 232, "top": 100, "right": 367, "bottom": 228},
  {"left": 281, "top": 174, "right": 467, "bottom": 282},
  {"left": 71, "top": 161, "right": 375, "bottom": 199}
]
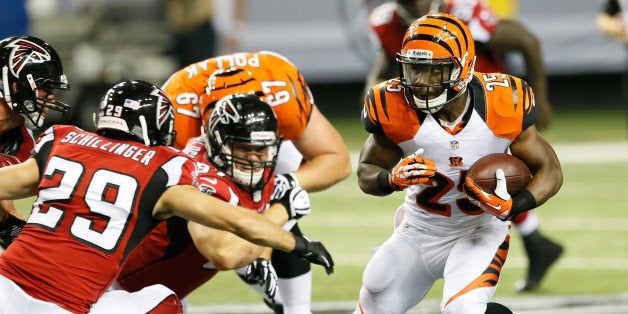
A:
[
  {"left": 355, "top": 13, "right": 562, "bottom": 313},
  {"left": 366, "top": 0, "right": 564, "bottom": 292}
]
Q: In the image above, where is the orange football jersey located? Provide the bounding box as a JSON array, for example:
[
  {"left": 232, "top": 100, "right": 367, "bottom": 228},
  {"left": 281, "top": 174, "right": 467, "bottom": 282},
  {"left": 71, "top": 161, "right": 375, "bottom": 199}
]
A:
[
  {"left": 361, "top": 73, "right": 536, "bottom": 224},
  {"left": 362, "top": 72, "right": 536, "bottom": 144},
  {"left": 162, "top": 51, "right": 314, "bottom": 149}
]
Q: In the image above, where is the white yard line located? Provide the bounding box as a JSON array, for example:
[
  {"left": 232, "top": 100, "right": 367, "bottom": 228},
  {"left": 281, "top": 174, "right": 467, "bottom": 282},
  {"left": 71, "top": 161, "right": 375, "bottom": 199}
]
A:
[
  {"left": 188, "top": 293, "right": 628, "bottom": 314},
  {"left": 552, "top": 141, "right": 628, "bottom": 164}
]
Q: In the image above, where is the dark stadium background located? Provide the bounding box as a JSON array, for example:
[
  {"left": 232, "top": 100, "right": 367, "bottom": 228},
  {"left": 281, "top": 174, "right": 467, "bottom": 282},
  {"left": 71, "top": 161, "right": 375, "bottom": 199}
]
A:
[{"left": 24, "top": 0, "right": 626, "bottom": 129}]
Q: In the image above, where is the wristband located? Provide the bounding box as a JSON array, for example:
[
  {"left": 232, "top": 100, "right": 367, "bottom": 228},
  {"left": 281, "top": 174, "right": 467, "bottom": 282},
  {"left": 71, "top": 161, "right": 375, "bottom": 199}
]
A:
[
  {"left": 511, "top": 189, "right": 537, "bottom": 217},
  {"left": 293, "top": 235, "right": 308, "bottom": 254},
  {"left": 376, "top": 171, "right": 394, "bottom": 195}
]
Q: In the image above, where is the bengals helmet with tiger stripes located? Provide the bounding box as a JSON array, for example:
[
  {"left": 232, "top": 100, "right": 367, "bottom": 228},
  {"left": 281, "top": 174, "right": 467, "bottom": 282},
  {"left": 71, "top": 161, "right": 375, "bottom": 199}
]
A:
[
  {"left": 396, "top": 13, "right": 476, "bottom": 114},
  {"left": 203, "top": 67, "right": 263, "bottom": 121}
]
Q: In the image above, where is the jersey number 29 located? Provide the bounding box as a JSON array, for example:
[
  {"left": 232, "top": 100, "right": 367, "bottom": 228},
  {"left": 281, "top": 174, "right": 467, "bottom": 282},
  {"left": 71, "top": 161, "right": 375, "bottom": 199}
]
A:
[{"left": 29, "top": 156, "right": 136, "bottom": 253}]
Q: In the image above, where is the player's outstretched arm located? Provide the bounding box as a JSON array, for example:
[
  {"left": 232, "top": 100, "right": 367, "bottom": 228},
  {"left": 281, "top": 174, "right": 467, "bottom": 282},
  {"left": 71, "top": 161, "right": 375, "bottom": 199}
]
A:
[
  {"left": 156, "top": 185, "right": 296, "bottom": 251},
  {"left": 0, "top": 158, "right": 40, "bottom": 201},
  {"left": 187, "top": 202, "right": 291, "bottom": 270},
  {"left": 156, "top": 185, "right": 334, "bottom": 275}
]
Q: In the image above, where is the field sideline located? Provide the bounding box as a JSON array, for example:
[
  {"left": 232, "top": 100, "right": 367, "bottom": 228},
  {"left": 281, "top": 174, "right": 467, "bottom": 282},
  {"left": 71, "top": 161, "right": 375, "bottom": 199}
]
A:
[{"left": 188, "top": 292, "right": 628, "bottom": 313}]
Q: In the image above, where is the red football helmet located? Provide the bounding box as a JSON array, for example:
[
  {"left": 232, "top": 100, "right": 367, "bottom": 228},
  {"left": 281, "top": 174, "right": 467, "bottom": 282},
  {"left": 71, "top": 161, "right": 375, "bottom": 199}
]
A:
[{"left": 396, "top": 13, "right": 476, "bottom": 114}]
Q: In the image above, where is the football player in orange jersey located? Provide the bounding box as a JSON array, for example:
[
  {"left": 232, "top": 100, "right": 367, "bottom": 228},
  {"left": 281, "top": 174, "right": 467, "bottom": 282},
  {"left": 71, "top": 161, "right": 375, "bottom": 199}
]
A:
[
  {"left": 160, "top": 51, "right": 351, "bottom": 313},
  {"left": 0, "top": 35, "right": 70, "bottom": 249},
  {"left": 366, "top": 0, "right": 564, "bottom": 292},
  {"left": 354, "top": 13, "right": 562, "bottom": 313}
]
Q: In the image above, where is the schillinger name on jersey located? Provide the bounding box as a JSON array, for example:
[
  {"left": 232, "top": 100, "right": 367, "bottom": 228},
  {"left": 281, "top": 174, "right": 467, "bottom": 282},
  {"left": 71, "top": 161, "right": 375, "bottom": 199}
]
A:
[{"left": 60, "top": 131, "right": 156, "bottom": 165}]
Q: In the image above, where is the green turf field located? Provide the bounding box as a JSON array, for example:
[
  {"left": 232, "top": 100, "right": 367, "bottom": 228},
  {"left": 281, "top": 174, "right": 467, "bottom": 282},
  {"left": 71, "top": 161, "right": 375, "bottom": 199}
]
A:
[{"left": 8, "top": 107, "right": 628, "bottom": 306}]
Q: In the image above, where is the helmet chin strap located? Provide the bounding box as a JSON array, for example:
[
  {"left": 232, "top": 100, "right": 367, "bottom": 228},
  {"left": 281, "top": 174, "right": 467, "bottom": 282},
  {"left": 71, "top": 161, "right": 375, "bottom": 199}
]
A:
[
  {"left": 139, "top": 115, "right": 150, "bottom": 146},
  {"left": 22, "top": 112, "right": 40, "bottom": 130},
  {"left": 3, "top": 66, "right": 43, "bottom": 130},
  {"left": 2, "top": 66, "right": 12, "bottom": 105}
]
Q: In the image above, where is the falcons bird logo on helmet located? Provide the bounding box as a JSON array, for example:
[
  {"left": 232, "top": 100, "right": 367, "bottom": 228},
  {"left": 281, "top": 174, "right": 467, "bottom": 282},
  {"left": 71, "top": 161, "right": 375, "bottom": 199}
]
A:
[
  {"left": 153, "top": 88, "right": 174, "bottom": 131},
  {"left": 6, "top": 39, "right": 51, "bottom": 79}
]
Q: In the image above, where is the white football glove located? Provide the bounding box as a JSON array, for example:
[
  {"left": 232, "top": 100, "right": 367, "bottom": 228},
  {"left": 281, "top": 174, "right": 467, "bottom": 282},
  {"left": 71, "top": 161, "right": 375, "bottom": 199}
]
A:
[
  {"left": 244, "top": 258, "right": 278, "bottom": 304},
  {"left": 271, "top": 175, "right": 310, "bottom": 220},
  {"left": 271, "top": 173, "right": 298, "bottom": 200}
]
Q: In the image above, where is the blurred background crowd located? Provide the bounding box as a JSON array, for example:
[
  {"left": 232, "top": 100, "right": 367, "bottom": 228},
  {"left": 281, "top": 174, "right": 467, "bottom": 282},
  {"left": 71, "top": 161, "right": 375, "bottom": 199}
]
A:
[{"left": 0, "top": 0, "right": 625, "bottom": 131}]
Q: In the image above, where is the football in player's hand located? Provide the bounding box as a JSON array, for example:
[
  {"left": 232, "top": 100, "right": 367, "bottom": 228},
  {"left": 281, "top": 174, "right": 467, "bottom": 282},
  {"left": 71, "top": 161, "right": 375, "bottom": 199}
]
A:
[{"left": 466, "top": 153, "right": 531, "bottom": 195}]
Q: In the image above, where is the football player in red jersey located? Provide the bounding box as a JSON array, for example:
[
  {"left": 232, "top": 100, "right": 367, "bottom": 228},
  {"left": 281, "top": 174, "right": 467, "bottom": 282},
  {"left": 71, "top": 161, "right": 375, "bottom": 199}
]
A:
[
  {"left": 354, "top": 13, "right": 562, "bottom": 313},
  {"left": 0, "top": 35, "right": 71, "bottom": 249},
  {"left": 162, "top": 51, "right": 351, "bottom": 313},
  {"left": 0, "top": 81, "right": 333, "bottom": 313},
  {"left": 365, "top": 0, "right": 564, "bottom": 292},
  {"left": 116, "top": 93, "right": 312, "bottom": 305}
]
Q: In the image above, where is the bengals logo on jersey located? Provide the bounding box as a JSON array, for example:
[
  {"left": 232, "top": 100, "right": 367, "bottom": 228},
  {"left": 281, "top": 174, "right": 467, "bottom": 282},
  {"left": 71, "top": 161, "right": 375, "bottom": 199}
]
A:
[{"left": 5, "top": 38, "right": 51, "bottom": 78}]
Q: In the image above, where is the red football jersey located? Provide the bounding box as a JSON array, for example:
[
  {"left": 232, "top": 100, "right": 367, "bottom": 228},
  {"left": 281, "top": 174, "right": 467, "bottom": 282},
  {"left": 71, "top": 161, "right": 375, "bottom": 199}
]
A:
[
  {"left": 116, "top": 136, "right": 273, "bottom": 298},
  {"left": 368, "top": 0, "right": 505, "bottom": 73},
  {"left": 0, "top": 125, "right": 196, "bottom": 313}
]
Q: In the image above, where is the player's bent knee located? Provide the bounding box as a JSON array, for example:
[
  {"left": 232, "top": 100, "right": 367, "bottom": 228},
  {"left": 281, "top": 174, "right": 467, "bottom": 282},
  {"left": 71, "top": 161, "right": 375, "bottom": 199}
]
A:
[
  {"left": 362, "top": 262, "right": 397, "bottom": 294},
  {"left": 361, "top": 244, "right": 406, "bottom": 295}
]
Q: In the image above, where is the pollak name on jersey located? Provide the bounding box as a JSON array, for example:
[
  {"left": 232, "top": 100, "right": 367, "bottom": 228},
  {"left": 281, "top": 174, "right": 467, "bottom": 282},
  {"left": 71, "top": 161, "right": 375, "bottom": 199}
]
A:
[{"left": 60, "top": 131, "right": 156, "bottom": 165}]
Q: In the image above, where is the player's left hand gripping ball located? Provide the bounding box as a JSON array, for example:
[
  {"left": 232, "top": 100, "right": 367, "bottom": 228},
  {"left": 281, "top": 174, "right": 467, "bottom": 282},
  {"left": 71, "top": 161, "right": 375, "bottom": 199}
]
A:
[{"left": 464, "top": 169, "right": 513, "bottom": 220}]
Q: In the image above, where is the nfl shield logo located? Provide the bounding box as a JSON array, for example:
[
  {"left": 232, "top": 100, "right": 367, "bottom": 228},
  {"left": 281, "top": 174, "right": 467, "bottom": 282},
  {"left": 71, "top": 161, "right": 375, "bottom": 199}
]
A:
[{"left": 450, "top": 140, "right": 459, "bottom": 150}]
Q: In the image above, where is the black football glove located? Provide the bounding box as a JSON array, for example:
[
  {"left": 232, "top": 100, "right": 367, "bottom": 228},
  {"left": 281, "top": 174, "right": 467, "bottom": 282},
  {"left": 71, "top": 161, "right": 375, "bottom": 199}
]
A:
[
  {"left": 0, "top": 214, "right": 26, "bottom": 249},
  {"left": 292, "top": 235, "right": 334, "bottom": 275},
  {"left": 243, "top": 258, "right": 278, "bottom": 304}
]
